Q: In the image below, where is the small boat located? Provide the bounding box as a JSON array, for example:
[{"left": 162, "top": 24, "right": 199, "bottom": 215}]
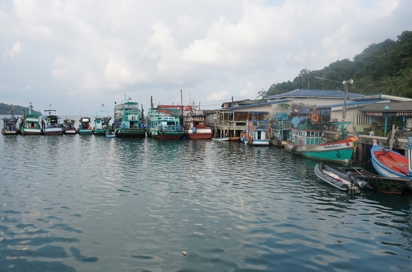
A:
[
  {"left": 211, "top": 137, "right": 230, "bottom": 141},
  {"left": 78, "top": 117, "right": 93, "bottom": 135},
  {"left": 105, "top": 131, "right": 116, "bottom": 138},
  {"left": 339, "top": 166, "right": 410, "bottom": 195},
  {"left": 146, "top": 108, "right": 183, "bottom": 139},
  {"left": 20, "top": 103, "right": 42, "bottom": 135},
  {"left": 2, "top": 105, "right": 19, "bottom": 135},
  {"left": 63, "top": 118, "right": 77, "bottom": 134},
  {"left": 370, "top": 137, "right": 412, "bottom": 191},
  {"left": 314, "top": 163, "right": 372, "bottom": 191},
  {"left": 42, "top": 109, "right": 64, "bottom": 135}
]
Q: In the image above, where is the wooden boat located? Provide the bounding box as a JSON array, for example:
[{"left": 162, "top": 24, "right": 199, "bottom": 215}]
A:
[
  {"left": 113, "top": 99, "right": 145, "bottom": 137},
  {"left": 78, "top": 117, "right": 93, "bottom": 135},
  {"left": 42, "top": 109, "right": 64, "bottom": 135},
  {"left": 93, "top": 109, "right": 112, "bottom": 136},
  {"left": 146, "top": 108, "right": 183, "bottom": 139},
  {"left": 285, "top": 109, "right": 357, "bottom": 164},
  {"left": 370, "top": 138, "right": 412, "bottom": 191},
  {"left": 183, "top": 109, "right": 212, "bottom": 139},
  {"left": 314, "top": 163, "right": 372, "bottom": 191},
  {"left": 339, "top": 166, "right": 410, "bottom": 195},
  {"left": 20, "top": 103, "right": 42, "bottom": 135},
  {"left": 2, "top": 106, "right": 19, "bottom": 135},
  {"left": 63, "top": 118, "right": 77, "bottom": 134},
  {"left": 241, "top": 113, "right": 270, "bottom": 145}
]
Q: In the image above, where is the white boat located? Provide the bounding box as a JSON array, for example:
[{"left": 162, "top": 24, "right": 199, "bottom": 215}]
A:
[
  {"left": 211, "top": 137, "right": 230, "bottom": 141},
  {"left": 314, "top": 163, "right": 372, "bottom": 191}
]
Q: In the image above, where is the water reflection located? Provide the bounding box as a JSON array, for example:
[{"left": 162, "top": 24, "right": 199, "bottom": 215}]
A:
[{"left": 0, "top": 134, "right": 411, "bottom": 270}]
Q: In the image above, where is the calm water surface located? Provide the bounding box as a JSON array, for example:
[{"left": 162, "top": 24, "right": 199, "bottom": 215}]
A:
[{"left": 0, "top": 133, "right": 411, "bottom": 271}]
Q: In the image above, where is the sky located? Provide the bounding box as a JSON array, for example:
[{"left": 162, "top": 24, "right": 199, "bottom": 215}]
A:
[{"left": 1, "top": 0, "right": 411, "bottom": 115}]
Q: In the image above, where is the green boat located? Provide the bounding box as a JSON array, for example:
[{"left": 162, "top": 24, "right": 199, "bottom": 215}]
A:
[
  {"left": 284, "top": 106, "right": 356, "bottom": 164},
  {"left": 20, "top": 104, "right": 42, "bottom": 135},
  {"left": 78, "top": 117, "right": 93, "bottom": 135},
  {"left": 93, "top": 110, "right": 112, "bottom": 135},
  {"left": 113, "top": 99, "right": 145, "bottom": 137},
  {"left": 146, "top": 108, "right": 183, "bottom": 139}
]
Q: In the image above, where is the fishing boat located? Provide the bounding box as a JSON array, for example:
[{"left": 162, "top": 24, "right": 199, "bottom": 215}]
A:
[
  {"left": 63, "top": 118, "right": 77, "bottom": 134},
  {"left": 183, "top": 109, "right": 212, "bottom": 139},
  {"left": 284, "top": 105, "right": 357, "bottom": 164},
  {"left": 113, "top": 99, "right": 145, "bottom": 137},
  {"left": 20, "top": 103, "right": 42, "bottom": 135},
  {"left": 339, "top": 166, "right": 410, "bottom": 195},
  {"left": 370, "top": 137, "right": 412, "bottom": 191},
  {"left": 93, "top": 109, "right": 112, "bottom": 136},
  {"left": 78, "top": 117, "right": 93, "bottom": 135},
  {"left": 314, "top": 163, "right": 372, "bottom": 191},
  {"left": 146, "top": 108, "right": 183, "bottom": 139},
  {"left": 240, "top": 113, "right": 270, "bottom": 145},
  {"left": 42, "top": 109, "right": 64, "bottom": 135},
  {"left": 1, "top": 106, "right": 19, "bottom": 135}
]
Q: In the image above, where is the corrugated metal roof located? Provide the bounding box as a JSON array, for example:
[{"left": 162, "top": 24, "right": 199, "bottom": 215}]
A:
[
  {"left": 220, "top": 99, "right": 292, "bottom": 110},
  {"left": 327, "top": 99, "right": 388, "bottom": 108},
  {"left": 265, "top": 89, "right": 364, "bottom": 99},
  {"left": 358, "top": 101, "right": 412, "bottom": 112}
]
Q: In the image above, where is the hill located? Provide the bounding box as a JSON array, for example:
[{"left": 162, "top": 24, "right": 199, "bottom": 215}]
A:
[
  {"left": 267, "top": 30, "right": 412, "bottom": 97},
  {"left": 0, "top": 103, "right": 41, "bottom": 116}
]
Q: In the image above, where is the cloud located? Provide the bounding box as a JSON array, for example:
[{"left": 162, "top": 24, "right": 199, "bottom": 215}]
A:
[
  {"left": 2, "top": 42, "right": 23, "bottom": 59},
  {"left": 0, "top": 0, "right": 411, "bottom": 114}
]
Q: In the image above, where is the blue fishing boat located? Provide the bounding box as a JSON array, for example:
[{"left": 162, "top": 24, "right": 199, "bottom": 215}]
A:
[
  {"left": 42, "top": 109, "right": 64, "bottom": 135},
  {"left": 146, "top": 108, "right": 183, "bottom": 139},
  {"left": 113, "top": 99, "right": 145, "bottom": 137},
  {"left": 2, "top": 105, "right": 19, "bottom": 135},
  {"left": 78, "top": 117, "right": 93, "bottom": 135},
  {"left": 20, "top": 103, "right": 42, "bottom": 135}
]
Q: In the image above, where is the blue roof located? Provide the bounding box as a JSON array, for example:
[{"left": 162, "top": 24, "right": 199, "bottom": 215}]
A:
[
  {"left": 327, "top": 99, "right": 388, "bottom": 108},
  {"left": 221, "top": 99, "right": 292, "bottom": 110},
  {"left": 266, "top": 89, "right": 364, "bottom": 99}
]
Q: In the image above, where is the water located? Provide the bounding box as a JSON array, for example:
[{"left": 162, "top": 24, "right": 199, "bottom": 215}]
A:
[{"left": 0, "top": 133, "right": 411, "bottom": 271}]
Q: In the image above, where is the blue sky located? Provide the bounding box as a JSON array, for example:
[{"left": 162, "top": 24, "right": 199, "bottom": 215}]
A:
[{"left": 1, "top": 0, "right": 411, "bottom": 115}]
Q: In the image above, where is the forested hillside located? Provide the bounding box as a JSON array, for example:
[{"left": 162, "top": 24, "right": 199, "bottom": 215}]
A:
[
  {"left": 267, "top": 30, "right": 412, "bottom": 97},
  {"left": 0, "top": 103, "right": 40, "bottom": 115}
]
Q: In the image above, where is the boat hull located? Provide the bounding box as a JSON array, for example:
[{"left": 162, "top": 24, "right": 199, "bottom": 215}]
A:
[
  {"left": 64, "top": 129, "right": 77, "bottom": 135},
  {"left": 187, "top": 133, "right": 212, "bottom": 139},
  {"left": 2, "top": 129, "right": 18, "bottom": 135},
  {"left": 21, "top": 128, "right": 42, "bottom": 135},
  {"left": 78, "top": 129, "right": 93, "bottom": 135},
  {"left": 43, "top": 127, "right": 64, "bottom": 135},
  {"left": 314, "top": 163, "right": 372, "bottom": 191},
  {"left": 116, "top": 128, "right": 146, "bottom": 138},
  {"left": 211, "top": 137, "right": 230, "bottom": 141},
  {"left": 286, "top": 139, "right": 355, "bottom": 164}
]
